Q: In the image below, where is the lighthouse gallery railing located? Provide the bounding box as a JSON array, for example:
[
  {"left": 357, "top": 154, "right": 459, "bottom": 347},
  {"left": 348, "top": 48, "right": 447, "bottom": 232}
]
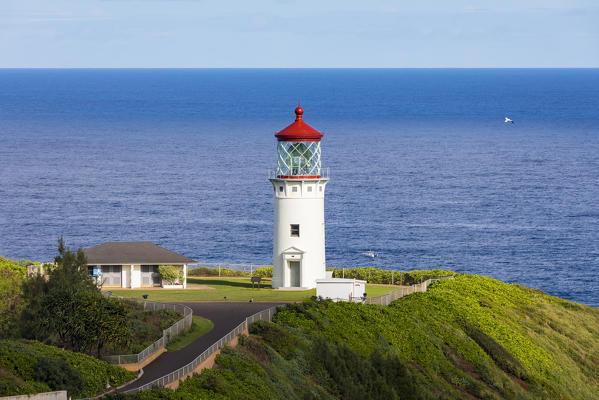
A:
[{"left": 268, "top": 167, "right": 329, "bottom": 179}]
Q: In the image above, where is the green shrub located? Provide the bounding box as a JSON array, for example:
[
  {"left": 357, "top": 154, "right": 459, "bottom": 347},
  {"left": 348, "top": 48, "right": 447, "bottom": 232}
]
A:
[
  {"left": 461, "top": 320, "right": 529, "bottom": 380},
  {"left": 309, "top": 337, "right": 399, "bottom": 400},
  {"left": 0, "top": 339, "right": 135, "bottom": 398},
  {"left": 34, "top": 356, "right": 83, "bottom": 394},
  {"left": 128, "top": 318, "right": 152, "bottom": 338},
  {"left": 158, "top": 265, "right": 183, "bottom": 285},
  {"left": 0, "top": 257, "right": 26, "bottom": 338},
  {"left": 19, "top": 239, "right": 131, "bottom": 356},
  {"left": 106, "top": 302, "right": 182, "bottom": 355},
  {"left": 253, "top": 267, "right": 273, "bottom": 278},
  {"left": 0, "top": 342, "right": 38, "bottom": 380},
  {"left": 187, "top": 266, "right": 273, "bottom": 278},
  {"left": 0, "top": 369, "right": 50, "bottom": 397},
  {"left": 187, "top": 267, "right": 247, "bottom": 277},
  {"left": 330, "top": 267, "right": 455, "bottom": 284},
  {"left": 249, "top": 321, "right": 297, "bottom": 358}
]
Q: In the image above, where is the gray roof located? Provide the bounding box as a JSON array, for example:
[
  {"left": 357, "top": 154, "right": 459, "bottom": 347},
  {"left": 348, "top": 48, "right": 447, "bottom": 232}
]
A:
[{"left": 85, "top": 242, "right": 196, "bottom": 265}]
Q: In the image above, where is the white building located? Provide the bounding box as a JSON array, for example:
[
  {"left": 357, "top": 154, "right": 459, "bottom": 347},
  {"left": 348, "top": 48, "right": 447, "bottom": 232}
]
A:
[
  {"left": 316, "top": 278, "right": 367, "bottom": 302},
  {"left": 270, "top": 106, "right": 329, "bottom": 289},
  {"left": 84, "top": 242, "right": 195, "bottom": 289}
]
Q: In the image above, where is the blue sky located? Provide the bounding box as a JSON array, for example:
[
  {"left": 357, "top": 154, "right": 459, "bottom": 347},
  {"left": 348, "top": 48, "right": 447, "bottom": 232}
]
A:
[{"left": 1, "top": 0, "right": 598, "bottom": 68}]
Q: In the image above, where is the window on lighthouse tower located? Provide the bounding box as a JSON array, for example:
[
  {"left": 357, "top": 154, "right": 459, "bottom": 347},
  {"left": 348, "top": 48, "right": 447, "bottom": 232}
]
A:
[{"left": 290, "top": 224, "right": 300, "bottom": 237}]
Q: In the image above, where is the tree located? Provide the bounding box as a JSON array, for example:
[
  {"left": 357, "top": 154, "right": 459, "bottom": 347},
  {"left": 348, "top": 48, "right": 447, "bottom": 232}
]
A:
[
  {"left": 93, "top": 297, "right": 131, "bottom": 356},
  {"left": 20, "top": 238, "right": 131, "bottom": 355},
  {"left": 49, "top": 237, "right": 98, "bottom": 293}
]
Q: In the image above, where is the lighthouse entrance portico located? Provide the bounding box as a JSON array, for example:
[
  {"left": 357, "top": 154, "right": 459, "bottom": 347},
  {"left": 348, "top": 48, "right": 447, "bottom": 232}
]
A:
[
  {"left": 270, "top": 106, "right": 328, "bottom": 290},
  {"left": 279, "top": 246, "right": 305, "bottom": 288}
]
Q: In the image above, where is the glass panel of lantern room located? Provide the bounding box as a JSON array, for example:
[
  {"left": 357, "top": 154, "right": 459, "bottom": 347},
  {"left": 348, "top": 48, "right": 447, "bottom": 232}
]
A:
[{"left": 277, "top": 141, "right": 321, "bottom": 177}]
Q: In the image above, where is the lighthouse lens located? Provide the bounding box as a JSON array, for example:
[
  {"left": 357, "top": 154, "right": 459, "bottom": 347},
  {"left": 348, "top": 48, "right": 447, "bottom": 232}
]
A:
[
  {"left": 288, "top": 143, "right": 311, "bottom": 172},
  {"left": 277, "top": 141, "right": 321, "bottom": 177}
]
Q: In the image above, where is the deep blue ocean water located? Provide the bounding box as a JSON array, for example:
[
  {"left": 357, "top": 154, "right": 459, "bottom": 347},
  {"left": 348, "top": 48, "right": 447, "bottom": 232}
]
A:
[{"left": 1, "top": 69, "right": 598, "bottom": 306}]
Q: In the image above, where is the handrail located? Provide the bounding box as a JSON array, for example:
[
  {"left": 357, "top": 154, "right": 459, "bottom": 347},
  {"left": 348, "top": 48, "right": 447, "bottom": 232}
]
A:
[
  {"left": 101, "top": 297, "right": 193, "bottom": 365},
  {"left": 268, "top": 167, "right": 330, "bottom": 180},
  {"left": 121, "top": 306, "right": 278, "bottom": 394},
  {"left": 364, "top": 276, "right": 454, "bottom": 306}
]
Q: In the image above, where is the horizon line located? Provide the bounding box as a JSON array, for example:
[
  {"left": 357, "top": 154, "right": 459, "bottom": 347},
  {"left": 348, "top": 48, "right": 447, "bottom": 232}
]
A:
[{"left": 1, "top": 67, "right": 598, "bottom": 70}]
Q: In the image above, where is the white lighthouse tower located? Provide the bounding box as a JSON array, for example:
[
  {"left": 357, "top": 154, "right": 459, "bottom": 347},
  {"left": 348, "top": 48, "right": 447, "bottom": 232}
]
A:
[{"left": 269, "top": 106, "right": 328, "bottom": 289}]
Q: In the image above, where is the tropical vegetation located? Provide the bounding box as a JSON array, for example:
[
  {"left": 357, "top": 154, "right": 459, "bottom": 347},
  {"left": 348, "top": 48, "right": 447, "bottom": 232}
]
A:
[
  {"left": 158, "top": 265, "right": 184, "bottom": 285},
  {"left": 108, "top": 274, "right": 599, "bottom": 400},
  {"left": 0, "top": 257, "right": 27, "bottom": 338},
  {"left": 112, "top": 301, "right": 182, "bottom": 355},
  {"left": 0, "top": 339, "right": 136, "bottom": 398},
  {"left": 330, "top": 267, "right": 456, "bottom": 285},
  {"left": 187, "top": 266, "right": 274, "bottom": 278},
  {"left": 19, "top": 238, "right": 132, "bottom": 355},
  {"left": 0, "top": 239, "right": 186, "bottom": 398}
]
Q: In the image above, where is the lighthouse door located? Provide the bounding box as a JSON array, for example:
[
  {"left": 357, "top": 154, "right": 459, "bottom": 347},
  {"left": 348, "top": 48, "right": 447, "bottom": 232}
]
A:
[{"left": 289, "top": 261, "right": 301, "bottom": 287}]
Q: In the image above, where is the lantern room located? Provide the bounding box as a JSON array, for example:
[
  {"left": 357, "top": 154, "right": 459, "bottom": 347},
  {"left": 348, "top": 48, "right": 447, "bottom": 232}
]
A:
[{"left": 275, "top": 106, "right": 323, "bottom": 178}]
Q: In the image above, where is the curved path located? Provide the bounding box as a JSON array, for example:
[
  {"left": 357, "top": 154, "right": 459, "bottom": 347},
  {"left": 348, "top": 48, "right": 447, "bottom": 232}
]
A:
[{"left": 119, "top": 302, "right": 282, "bottom": 392}]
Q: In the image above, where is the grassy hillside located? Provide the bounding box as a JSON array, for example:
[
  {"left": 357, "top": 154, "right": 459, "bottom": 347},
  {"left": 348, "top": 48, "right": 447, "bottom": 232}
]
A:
[
  {"left": 110, "top": 274, "right": 599, "bottom": 399},
  {"left": 0, "top": 339, "right": 136, "bottom": 399}
]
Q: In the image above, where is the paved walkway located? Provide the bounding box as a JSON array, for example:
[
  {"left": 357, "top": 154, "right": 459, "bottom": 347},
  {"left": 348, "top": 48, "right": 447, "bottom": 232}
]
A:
[{"left": 118, "top": 302, "right": 281, "bottom": 392}]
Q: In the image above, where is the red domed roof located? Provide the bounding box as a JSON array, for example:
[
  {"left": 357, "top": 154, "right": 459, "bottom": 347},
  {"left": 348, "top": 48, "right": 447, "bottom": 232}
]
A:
[{"left": 275, "top": 106, "right": 323, "bottom": 141}]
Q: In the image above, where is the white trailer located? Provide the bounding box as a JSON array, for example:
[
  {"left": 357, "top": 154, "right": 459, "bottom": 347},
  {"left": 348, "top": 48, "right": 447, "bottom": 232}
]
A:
[{"left": 315, "top": 278, "right": 367, "bottom": 302}]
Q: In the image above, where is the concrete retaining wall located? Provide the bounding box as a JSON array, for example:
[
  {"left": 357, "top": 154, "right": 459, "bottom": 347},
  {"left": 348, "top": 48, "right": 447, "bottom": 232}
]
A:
[
  {"left": 118, "top": 347, "right": 166, "bottom": 372},
  {"left": 0, "top": 391, "right": 67, "bottom": 400}
]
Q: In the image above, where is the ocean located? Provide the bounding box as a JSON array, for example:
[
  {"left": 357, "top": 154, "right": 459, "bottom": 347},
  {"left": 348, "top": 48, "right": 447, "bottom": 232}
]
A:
[{"left": 0, "top": 69, "right": 598, "bottom": 306}]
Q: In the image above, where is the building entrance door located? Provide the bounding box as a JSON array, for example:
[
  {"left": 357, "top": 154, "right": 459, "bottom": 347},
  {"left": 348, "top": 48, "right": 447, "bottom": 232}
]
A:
[{"left": 289, "top": 261, "right": 300, "bottom": 287}]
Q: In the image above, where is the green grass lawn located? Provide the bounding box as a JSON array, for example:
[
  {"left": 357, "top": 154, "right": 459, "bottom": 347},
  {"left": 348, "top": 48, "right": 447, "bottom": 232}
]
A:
[
  {"left": 107, "top": 277, "right": 397, "bottom": 302},
  {"left": 166, "top": 315, "right": 214, "bottom": 351},
  {"left": 364, "top": 285, "right": 401, "bottom": 297}
]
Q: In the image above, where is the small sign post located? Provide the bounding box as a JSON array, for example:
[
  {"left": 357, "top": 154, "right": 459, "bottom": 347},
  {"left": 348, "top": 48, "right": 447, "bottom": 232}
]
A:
[{"left": 251, "top": 276, "right": 262, "bottom": 289}]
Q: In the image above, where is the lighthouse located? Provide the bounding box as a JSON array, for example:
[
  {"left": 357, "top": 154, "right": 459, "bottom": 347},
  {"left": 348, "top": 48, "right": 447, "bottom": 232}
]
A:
[{"left": 270, "top": 106, "right": 328, "bottom": 289}]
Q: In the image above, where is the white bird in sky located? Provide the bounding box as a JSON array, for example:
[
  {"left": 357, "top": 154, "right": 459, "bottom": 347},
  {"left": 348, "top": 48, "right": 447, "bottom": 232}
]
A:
[{"left": 505, "top": 117, "right": 514, "bottom": 124}]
